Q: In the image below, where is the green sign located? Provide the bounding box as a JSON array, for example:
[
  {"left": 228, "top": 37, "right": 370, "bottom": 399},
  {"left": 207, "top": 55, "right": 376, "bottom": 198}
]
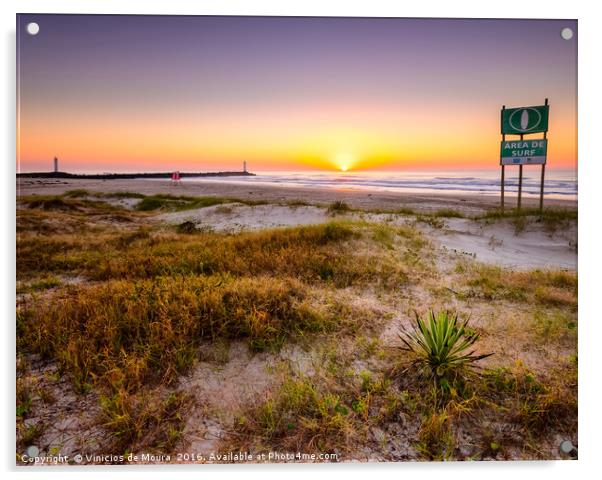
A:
[
  {"left": 501, "top": 105, "right": 549, "bottom": 134},
  {"left": 500, "top": 139, "right": 547, "bottom": 165}
]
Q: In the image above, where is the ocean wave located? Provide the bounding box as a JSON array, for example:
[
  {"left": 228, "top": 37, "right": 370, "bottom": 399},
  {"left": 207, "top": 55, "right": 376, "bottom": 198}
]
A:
[{"left": 179, "top": 170, "right": 577, "bottom": 198}]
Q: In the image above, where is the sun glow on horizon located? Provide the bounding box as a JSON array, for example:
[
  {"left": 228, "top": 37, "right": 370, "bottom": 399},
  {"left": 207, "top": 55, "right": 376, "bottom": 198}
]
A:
[
  {"left": 334, "top": 152, "right": 356, "bottom": 172},
  {"left": 16, "top": 16, "right": 577, "bottom": 173}
]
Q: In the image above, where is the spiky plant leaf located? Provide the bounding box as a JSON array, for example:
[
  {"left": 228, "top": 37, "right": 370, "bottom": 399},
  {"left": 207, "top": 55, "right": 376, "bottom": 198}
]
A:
[{"left": 399, "top": 310, "right": 493, "bottom": 379}]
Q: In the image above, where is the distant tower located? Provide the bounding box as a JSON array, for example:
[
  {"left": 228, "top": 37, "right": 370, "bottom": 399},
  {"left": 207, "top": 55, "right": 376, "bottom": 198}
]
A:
[
  {"left": 53, "top": 157, "right": 58, "bottom": 172},
  {"left": 243, "top": 161, "right": 247, "bottom": 173}
]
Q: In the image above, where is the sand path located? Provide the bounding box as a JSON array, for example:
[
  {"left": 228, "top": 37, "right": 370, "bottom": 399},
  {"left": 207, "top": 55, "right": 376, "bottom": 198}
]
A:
[{"left": 156, "top": 203, "right": 576, "bottom": 271}]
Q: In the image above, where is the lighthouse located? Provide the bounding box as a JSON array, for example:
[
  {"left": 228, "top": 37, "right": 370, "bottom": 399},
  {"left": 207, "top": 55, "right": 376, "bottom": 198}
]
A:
[
  {"left": 243, "top": 161, "right": 247, "bottom": 173},
  {"left": 53, "top": 157, "right": 58, "bottom": 172}
]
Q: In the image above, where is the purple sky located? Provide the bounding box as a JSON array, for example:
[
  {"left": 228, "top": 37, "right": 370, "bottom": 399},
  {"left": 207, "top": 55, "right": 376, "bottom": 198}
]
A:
[{"left": 17, "top": 15, "right": 577, "bottom": 172}]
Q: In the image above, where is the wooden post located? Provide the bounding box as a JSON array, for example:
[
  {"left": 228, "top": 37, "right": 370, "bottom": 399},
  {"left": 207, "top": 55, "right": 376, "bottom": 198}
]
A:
[
  {"left": 539, "top": 164, "right": 546, "bottom": 211},
  {"left": 501, "top": 166, "right": 505, "bottom": 210},
  {"left": 518, "top": 165, "right": 523, "bottom": 209},
  {"left": 501, "top": 105, "right": 506, "bottom": 210},
  {"left": 517, "top": 133, "right": 524, "bottom": 210},
  {"left": 539, "top": 98, "right": 549, "bottom": 212}
]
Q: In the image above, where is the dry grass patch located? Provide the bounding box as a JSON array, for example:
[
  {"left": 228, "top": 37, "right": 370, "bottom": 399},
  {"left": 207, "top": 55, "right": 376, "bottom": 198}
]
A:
[
  {"left": 479, "top": 359, "right": 577, "bottom": 439},
  {"left": 18, "top": 275, "right": 354, "bottom": 394},
  {"left": 456, "top": 262, "right": 577, "bottom": 309},
  {"left": 18, "top": 219, "right": 424, "bottom": 290},
  {"left": 478, "top": 208, "right": 577, "bottom": 234},
  {"left": 226, "top": 366, "right": 406, "bottom": 457},
  {"left": 233, "top": 376, "right": 358, "bottom": 453},
  {"left": 99, "top": 388, "right": 192, "bottom": 455},
  {"left": 391, "top": 357, "right": 577, "bottom": 460}
]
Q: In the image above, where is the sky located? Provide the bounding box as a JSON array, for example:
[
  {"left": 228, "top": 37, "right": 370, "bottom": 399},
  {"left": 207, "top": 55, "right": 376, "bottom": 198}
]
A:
[{"left": 17, "top": 15, "right": 577, "bottom": 173}]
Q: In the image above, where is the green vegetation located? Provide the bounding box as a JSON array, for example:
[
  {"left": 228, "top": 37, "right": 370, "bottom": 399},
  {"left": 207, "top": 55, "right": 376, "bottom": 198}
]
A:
[
  {"left": 229, "top": 335, "right": 576, "bottom": 460},
  {"left": 103, "top": 191, "right": 146, "bottom": 199},
  {"left": 480, "top": 360, "right": 577, "bottom": 435},
  {"left": 398, "top": 311, "right": 492, "bottom": 381},
  {"left": 478, "top": 207, "right": 577, "bottom": 234},
  {"left": 228, "top": 364, "right": 408, "bottom": 455},
  {"left": 17, "top": 422, "right": 46, "bottom": 451},
  {"left": 236, "top": 376, "right": 355, "bottom": 452},
  {"left": 135, "top": 194, "right": 230, "bottom": 212},
  {"left": 416, "top": 215, "right": 445, "bottom": 229},
  {"left": 479, "top": 207, "right": 577, "bottom": 222},
  {"left": 16, "top": 377, "right": 33, "bottom": 418},
  {"left": 17, "top": 274, "right": 62, "bottom": 294},
  {"left": 175, "top": 220, "right": 198, "bottom": 234},
  {"left": 432, "top": 209, "right": 465, "bottom": 218},
  {"left": 17, "top": 194, "right": 148, "bottom": 235},
  {"left": 100, "top": 389, "right": 191, "bottom": 453},
  {"left": 18, "top": 218, "right": 417, "bottom": 290},
  {"left": 327, "top": 200, "right": 351, "bottom": 214},
  {"left": 19, "top": 195, "right": 117, "bottom": 213},
  {"left": 63, "top": 189, "right": 92, "bottom": 198},
  {"left": 393, "top": 207, "right": 417, "bottom": 215},
  {"left": 416, "top": 410, "right": 456, "bottom": 460},
  {"left": 457, "top": 262, "right": 577, "bottom": 309},
  {"left": 285, "top": 200, "right": 311, "bottom": 207},
  {"left": 17, "top": 195, "right": 428, "bottom": 455},
  {"left": 15, "top": 192, "right": 577, "bottom": 461},
  {"left": 533, "top": 309, "right": 577, "bottom": 343},
  {"left": 20, "top": 275, "right": 356, "bottom": 395}
]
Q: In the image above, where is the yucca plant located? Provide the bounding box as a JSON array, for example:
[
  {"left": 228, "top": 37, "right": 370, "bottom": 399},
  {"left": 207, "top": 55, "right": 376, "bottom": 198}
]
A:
[{"left": 399, "top": 310, "right": 492, "bottom": 380}]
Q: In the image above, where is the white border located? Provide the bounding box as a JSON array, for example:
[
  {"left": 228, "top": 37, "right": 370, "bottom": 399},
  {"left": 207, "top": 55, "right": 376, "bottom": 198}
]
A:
[{"left": 2, "top": 1, "right": 600, "bottom": 480}]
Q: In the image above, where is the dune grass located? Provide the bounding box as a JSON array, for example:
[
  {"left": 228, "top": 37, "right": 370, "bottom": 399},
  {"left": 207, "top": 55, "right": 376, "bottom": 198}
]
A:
[
  {"left": 227, "top": 365, "right": 405, "bottom": 456},
  {"left": 236, "top": 376, "right": 357, "bottom": 452},
  {"left": 479, "top": 207, "right": 577, "bottom": 222},
  {"left": 99, "top": 388, "right": 191, "bottom": 454},
  {"left": 478, "top": 207, "right": 577, "bottom": 234},
  {"left": 17, "top": 195, "right": 424, "bottom": 455},
  {"left": 18, "top": 217, "right": 418, "bottom": 290},
  {"left": 432, "top": 209, "right": 465, "bottom": 218},
  {"left": 16, "top": 274, "right": 62, "bottom": 295},
  {"left": 455, "top": 262, "right": 577, "bottom": 309},
  {"left": 327, "top": 200, "right": 351, "bottom": 215},
  {"left": 135, "top": 194, "right": 229, "bottom": 212},
  {"left": 16, "top": 192, "right": 577, "bottom": 460},
  {"left": 27, "top": 190, "right": 271, "bottom": 213},
  {"left": 227, "top": 340, "right": 577, "bottom": 460},
  {"left": 17, "top": 216, "right": 417, "bottom": 394},
  {"left": 19, "top": 195, "right": 123, "bottom": 212},
  {"left": 18, "top": 275, "right": 357, "bottom": 394}
]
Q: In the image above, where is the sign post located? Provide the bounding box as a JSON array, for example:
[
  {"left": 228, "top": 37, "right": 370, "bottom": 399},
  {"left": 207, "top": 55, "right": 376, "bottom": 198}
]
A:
[
  {"left": 500, "top": 99, "right": 549, "bottom": 211},
  {"left": 501, "top": 106, "right": 505, "bottom": 210},
  {"left": 540, "top": 98, "right": 549, "bottom": 210},
  {"left": 518, "top": 164, "right": 523, "bottom": 209}
]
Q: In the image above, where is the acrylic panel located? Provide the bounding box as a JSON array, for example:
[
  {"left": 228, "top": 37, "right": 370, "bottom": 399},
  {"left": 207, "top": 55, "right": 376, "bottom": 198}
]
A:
[{"left": 16, "top": 14, "right": 577, "bottom": 465}]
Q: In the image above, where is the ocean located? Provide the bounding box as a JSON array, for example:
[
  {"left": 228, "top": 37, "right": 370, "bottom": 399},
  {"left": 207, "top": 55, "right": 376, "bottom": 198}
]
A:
[{"left": 180, "top": 169, "right": 577, "bottom": 200}]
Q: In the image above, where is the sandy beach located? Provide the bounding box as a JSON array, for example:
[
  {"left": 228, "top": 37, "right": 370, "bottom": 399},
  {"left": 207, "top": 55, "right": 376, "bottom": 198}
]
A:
[
  {"left": 17, "top": 177, "right": 576, "bottom": 217},
  {"left": 17, "top": 177, "right": 577, "bottom": 271}
]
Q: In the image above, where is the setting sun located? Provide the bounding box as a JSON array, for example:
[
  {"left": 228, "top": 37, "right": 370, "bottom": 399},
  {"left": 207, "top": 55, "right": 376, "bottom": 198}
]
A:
[
  {"left": 16, "top": 15, "right": 576, "bottom": 174},
  {"left": 334, "top": 152, "right": 355, "bottom": 172}
]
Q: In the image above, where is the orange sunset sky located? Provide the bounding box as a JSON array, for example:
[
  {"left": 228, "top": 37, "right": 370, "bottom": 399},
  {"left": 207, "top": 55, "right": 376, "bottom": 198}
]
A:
[{"left": 17, "top": 16, "right": 577, "bottom": 173}]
